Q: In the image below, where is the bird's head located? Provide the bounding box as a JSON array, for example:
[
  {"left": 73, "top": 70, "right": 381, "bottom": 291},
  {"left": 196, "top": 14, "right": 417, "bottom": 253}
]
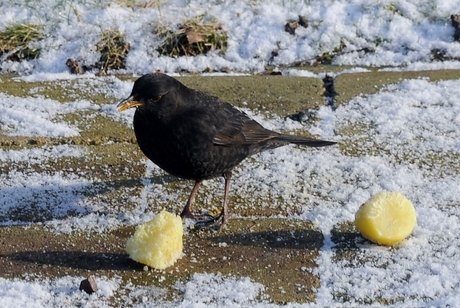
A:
[{"left": 117, "top": 73, "right": 176, "bottom": 112}]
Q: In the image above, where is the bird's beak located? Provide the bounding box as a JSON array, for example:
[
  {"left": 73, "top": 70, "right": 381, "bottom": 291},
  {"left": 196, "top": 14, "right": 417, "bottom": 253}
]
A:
[{"left": 117, "top": 96, "right": 144, "bottom": 112}]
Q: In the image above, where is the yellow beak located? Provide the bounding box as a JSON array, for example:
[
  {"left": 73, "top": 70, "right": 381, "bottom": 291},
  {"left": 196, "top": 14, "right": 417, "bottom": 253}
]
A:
[{"left": 117, "top": 96, "right": 144, "bottom": 112}]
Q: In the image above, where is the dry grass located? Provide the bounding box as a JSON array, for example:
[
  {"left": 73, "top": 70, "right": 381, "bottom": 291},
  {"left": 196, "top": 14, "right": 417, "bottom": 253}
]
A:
[
  {"left": 0, "top": 23, "right": 43, "bottom": 61},
  {"left": 96, "top": 29, "right": 130, "bottom": 75},
  {"left": 135, "top": 0, "right": 165, "bottom": 9},
  {"left": 156, "top": 15, "right": 228, "bottom": 57}
]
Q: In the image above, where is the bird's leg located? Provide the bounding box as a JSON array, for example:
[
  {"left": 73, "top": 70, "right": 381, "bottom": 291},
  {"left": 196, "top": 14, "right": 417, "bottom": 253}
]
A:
[
  {"left": 180, "top": 181, "right": 201, "bottom": 220},
  {"left": 195, "top": 171, "right": 232, "bottom": 230},
  {"left": 219, "top": 171, "right": 232, "bottom": 227}
]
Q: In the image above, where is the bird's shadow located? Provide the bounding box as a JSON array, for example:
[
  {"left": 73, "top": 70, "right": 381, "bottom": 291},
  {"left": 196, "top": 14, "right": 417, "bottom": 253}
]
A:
[
  {"left": 208, "top": 229, "right": 324, "bottom": 251},
  {"left": 1, "top": 225, "right": 366, "bottom": 273},
  {"left": 330, "top": 222, "right": 369, "bottom": 250},
  {"left": 205, "top": 222, "right": 367, "bottom": 252}
]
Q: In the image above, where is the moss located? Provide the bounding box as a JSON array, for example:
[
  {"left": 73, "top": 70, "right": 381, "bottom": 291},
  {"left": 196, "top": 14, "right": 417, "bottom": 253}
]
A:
[
  {"left": 333, "top": 69, "right": 460, "bottom": 106},
  {"left": 176, "top": 75, "right": 326, "bottom": 117},
  {"left": 0, "top": 219, "right": 322, "bottom": 304},
  {"left": 2, "top": 71, "right": 460, "bottom": 304}
]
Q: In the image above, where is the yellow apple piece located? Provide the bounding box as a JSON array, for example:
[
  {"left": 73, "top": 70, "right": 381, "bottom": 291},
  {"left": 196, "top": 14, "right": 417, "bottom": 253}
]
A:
[
  {"left": 355, "top": 191, "right": 416, "bottom": 246},
  {"left": 126, "top": 210, "right": 183, "bottom": 269}
]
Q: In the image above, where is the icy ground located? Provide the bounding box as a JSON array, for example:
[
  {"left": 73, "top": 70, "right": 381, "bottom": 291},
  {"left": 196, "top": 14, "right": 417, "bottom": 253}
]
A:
[{"left": 1, "top": 0, "right": 460, "bottom": 306}]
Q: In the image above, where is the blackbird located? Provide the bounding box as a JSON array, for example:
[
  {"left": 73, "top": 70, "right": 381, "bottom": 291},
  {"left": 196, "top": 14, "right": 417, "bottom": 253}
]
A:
[{"left": 118, "top": 73, "right": 336, "bottom": 229}]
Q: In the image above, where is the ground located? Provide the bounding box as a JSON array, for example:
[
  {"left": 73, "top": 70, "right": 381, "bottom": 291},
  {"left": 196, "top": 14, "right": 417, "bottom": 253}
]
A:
[{"left": 1, "top": 68, "right": 460, "bottom": 305}]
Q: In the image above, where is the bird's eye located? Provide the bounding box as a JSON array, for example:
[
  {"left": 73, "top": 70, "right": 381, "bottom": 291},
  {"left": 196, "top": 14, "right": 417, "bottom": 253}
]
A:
[{"left": 150, "top": 95, "right": 162, "bottom": 103}]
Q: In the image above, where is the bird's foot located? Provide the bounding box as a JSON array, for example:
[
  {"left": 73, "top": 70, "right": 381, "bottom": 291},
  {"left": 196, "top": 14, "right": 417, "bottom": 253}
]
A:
[
  {"left": 194, "top": 213, "right": 224, "bottom": 231},
  {"left": 181, "top": 208, "right": 226, "bottom": 231}
]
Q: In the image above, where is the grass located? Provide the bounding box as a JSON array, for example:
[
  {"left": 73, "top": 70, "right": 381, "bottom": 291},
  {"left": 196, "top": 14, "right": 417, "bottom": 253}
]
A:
[
  {"left": 156, "top": 14, "right": 228, "bottom": 57},
  {"left": 384, "top": 3, "right": 403, "bottom": 16},
  {"left": 96, "top": 30, "right": 130, "bottom": 75},
  {"left": 0, "top": 23, "right": 43, "bottom": 61}
]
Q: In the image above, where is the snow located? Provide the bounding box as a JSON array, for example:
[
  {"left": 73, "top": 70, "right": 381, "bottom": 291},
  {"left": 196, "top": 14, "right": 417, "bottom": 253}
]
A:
[
  {"left": 0, "top": 0, "right": 460, "bottom": 74},
  {"left": 0, "top": 93, "right": 101, "bottom": 137},
  {"left": 177, "top": 273, "right": 265, "bottom": 307},
  {"left": 1, "top": 0, "right": 460, "bottom": 307},
  {"left": 0, "top": 276, "right": 119, "bottom": 308}
]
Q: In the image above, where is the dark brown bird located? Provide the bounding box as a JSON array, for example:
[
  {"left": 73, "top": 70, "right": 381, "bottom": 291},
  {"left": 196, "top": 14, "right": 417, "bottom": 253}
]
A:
[{"left": 118, "top": 73, "right": 335, "bottom": 229}]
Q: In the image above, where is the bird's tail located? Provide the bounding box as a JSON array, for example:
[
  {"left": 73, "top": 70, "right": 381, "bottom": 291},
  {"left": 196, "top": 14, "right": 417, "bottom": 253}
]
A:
[{"left": 277, "top": 134, "right": 336, "bottom": 147}]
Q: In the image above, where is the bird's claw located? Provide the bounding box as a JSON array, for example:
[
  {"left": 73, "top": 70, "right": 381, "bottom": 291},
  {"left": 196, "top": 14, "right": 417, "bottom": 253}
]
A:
[
  {"left": 181, "top": 210, "right": 224, "bottom": 231},
  {"left": 194, "top": 214, "right": 224, "bottom": 231}
]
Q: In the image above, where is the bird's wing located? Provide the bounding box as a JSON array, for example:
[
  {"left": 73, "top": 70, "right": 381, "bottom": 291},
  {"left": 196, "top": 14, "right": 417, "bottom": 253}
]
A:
[{"left": 211, "top": 104, "right": 278, "bottom": 146}]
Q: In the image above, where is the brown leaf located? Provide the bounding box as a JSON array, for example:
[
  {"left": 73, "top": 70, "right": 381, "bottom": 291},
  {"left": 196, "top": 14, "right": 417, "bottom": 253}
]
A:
[{"left": 185, "top": 27, "right": 204, "bottom": 44}]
